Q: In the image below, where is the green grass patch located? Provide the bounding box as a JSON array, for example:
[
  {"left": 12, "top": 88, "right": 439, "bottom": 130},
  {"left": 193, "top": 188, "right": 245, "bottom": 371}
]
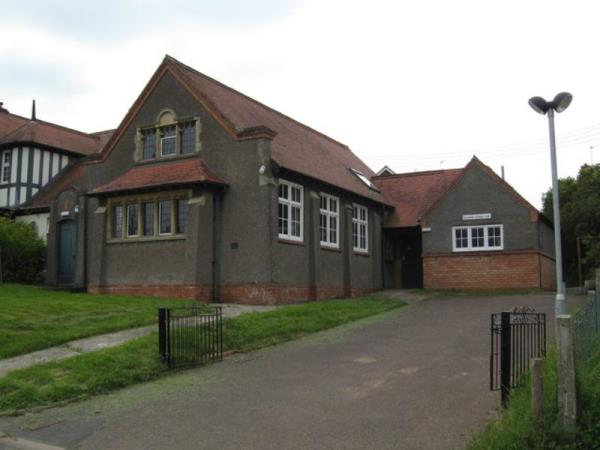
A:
[
  {"left": 468, "top": 345, "right": 600, "bottom": 449},
  {"left": 0, "top": 283, "right": 196, "bottom": 359},
  {"left": 0, "top": 296, "right": 405, "bottom": 413}
]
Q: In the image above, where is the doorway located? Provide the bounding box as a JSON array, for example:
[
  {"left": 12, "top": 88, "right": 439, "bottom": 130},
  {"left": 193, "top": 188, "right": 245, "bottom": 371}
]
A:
[{"left": 57, "top": 220, "right": 76, "bottom": 284}]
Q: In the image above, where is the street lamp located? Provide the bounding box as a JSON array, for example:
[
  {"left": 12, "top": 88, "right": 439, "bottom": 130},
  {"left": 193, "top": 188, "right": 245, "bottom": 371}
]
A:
[{"left": 528, "top": 92, "right": 573, "bottom": 316}]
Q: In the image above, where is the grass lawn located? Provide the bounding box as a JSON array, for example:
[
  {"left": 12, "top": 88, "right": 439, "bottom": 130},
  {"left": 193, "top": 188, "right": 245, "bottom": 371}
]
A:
[
  {"left": 468, "top": 346, "right": 600, "bottom": 449},
  {"left": 0, "top": 296, "right": 405, "bottom": 414},
  {"left": 0, "top": 283, "right": 194, "bottom": 359}
]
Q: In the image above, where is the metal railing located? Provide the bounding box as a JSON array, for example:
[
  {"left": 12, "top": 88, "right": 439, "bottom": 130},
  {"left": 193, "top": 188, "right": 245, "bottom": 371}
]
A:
[
  {"left": 573, "top": 290, "right": 600, "bottom": 368},
  {"left": 158, "top": 306, "right": 223, "bottom": 368},
  {"left": 490, "top": 307, "right": 546, "bottom": 407}
]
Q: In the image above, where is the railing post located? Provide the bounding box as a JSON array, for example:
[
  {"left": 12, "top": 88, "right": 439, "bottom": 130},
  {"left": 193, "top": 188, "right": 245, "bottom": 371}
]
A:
[
  {"left": 500, "top": 311, "right": 512, "bottom": 408},
  {"left": 158, "top": 308, "right": 167, "bottom": 362},
  {"left": 557, "top": 315, "right": 577, "bottom": 432}
]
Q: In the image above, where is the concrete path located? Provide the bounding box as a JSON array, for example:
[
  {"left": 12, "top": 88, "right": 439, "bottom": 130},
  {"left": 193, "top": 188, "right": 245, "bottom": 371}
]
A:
[
  {"left": 0, "top": 293, "right": 572, "bottom": 450},
  {"left": 0, "top": 304, "right": 277, "bottom": 379}
]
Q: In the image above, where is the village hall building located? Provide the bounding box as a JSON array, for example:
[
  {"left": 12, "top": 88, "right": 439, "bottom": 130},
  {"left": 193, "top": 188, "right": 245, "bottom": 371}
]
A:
[{"left": 0, "top": 56, "right": 556, "bottom": 303}]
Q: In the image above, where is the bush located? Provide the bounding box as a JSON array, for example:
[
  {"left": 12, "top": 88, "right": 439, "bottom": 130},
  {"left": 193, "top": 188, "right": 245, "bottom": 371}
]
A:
[{"left": 0, "top": 217, "right": 46, "bottom": 283}]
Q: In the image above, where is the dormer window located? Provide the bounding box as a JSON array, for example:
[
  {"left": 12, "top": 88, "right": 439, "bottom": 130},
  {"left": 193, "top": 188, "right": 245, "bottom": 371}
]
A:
[
  {"left": 350, "top": 168, "right": 380, "bottom": 192},
  {"left": 136, "top": 109, "right": 200, "bottom": 162}
]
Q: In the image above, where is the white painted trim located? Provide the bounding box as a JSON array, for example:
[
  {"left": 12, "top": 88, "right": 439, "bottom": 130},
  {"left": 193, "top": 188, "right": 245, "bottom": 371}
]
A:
[
  {"left": 21, "top": 147, "right": 29, "bottom": 183},
  {"left": 352, "top": 203, "right": 369, "bottom": 253},
  {"left": 319, "top": 192, "right": 340, "bottom": 249},
  {"left": 32, "top": 148, "right": 41, "bottom": 184},
  {"left": 278, "top": 179, "right": 304, "bottom": 242},
  {"left": 452, "top": 224, "right": 504, "bottom": 252}
]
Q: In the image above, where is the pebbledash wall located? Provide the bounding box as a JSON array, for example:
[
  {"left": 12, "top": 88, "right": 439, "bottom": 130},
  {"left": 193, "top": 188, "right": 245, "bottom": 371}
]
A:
[
  {"left": 46, "top": 71, "right": 383, "bottom": 304},
  {"left": 420, "top": 162, "right": 556, "bottom": 290}
]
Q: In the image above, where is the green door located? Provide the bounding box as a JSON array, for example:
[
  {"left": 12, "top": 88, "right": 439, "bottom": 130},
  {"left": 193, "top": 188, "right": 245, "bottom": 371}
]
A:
[{"left": 58, "top": 221, "right": 76, "bottom": 284}]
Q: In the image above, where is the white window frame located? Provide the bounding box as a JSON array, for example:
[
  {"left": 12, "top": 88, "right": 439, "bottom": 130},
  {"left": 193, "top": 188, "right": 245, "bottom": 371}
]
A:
[
  {"left": 352, "top": 203, "right": 369, "bottom": 253},
  {"left": 1, "top": 150, "right": 11, "bottom": 184},
  {"left": 278, "top": 179, "right": 304, "bottom": 242},
  {"left": 319, "top": 193, "right": 339, "bottom": 248},
  {"left": 452, "top": 224, "right": 504, "bottom": 252},
  {"left": 159, "top": 126, "right": 177, "bottom": 157}
]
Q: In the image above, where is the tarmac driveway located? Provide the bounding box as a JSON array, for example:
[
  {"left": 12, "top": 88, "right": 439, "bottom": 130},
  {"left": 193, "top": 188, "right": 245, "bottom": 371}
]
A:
[{"left": 0, "top": 293, "right": 564, "bottom": 450}]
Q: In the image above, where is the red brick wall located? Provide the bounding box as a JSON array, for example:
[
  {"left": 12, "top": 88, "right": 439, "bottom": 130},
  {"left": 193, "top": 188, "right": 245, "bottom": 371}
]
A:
[
  {"left": 423, "top": 251, "right": 542, "bottom": 290},
  {"left": 539, "top": 253, "right": 556, "bottom": 290},
  {"left": 88, "top": 283, "right": 375, "bottom": 304}
]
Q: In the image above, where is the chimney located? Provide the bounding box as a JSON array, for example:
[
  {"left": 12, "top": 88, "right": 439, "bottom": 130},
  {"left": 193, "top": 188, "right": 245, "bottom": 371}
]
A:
[
  {"left": 501, "top": 165, "right": 505, "bottom": 180},
  {"left": 31, "top": 99, "right": 36, "bottom": 121},
  {"left": 0, "top": 102, "right": 8, "bottom": 113}
]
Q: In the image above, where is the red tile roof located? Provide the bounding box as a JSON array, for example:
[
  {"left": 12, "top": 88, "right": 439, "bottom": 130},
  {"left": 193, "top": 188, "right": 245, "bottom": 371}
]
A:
[
  {"left": 167, "top": 58, "right": 386, "bottom": 204},
  {"left": 372, "top": 168, "right": 463, "bottom": 227},
  {"left": 99, "top": 56, "right": 387, "bottom": 205},
  {"left": 0, "top": 111, "right": 103, "bottom": 155},
  {"left": 91, "top": 157, "right": 225, "bottom": 195},
  {"left": 26, "top": 163, "right": 88, "bottom": 209}
]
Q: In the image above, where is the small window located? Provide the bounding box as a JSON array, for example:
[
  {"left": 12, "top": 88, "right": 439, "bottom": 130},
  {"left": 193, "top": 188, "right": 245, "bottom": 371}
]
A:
[
  {"left": 320, "top": 193, "right": 339, "bottom": 248},
  {"left": 1, "top": 150, "right": 11, "bottom": 184},
  {"left": 160, "top": 126, "right": 176, "bottom": 156},
  {"left": 452, "top": 225, "right": 503, "bottom": 252},
  {"left": 350, "top": 168, "right": 380, "bottom": 192},
  {"left": 142, "top": 129, "right": 156, "bottom": 160},
  {"left": 159, "top": 200, "right": 172, "bottom": 234},
  {"left": 127, "top": 204, "right": 139, "bottom": 237},
  {"left": 177, "top": 199, "right": 188, "bottom": 233},
  {"left": 142, "top": 202, "right": 154, "bottom": 236},
  {"left": 112, "top": 205, "right": 123, "bottom": 239},
  {"left": 180, "top": 122, "right": 196, "bottom": 154},
  {"left": 352, "top": 204, "right": 368, "bottom": 252},
  {"left": 278, "top": 180, "right": 303, "bottom": 241},
  {"left": 471, "top": 227, "right": 485, "bottom": 248}
]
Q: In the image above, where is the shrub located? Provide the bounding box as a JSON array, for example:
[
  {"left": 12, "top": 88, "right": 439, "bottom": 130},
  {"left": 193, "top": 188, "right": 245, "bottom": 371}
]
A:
[{"left": 0, "top": 217, "right": 46, "bottom": 283}]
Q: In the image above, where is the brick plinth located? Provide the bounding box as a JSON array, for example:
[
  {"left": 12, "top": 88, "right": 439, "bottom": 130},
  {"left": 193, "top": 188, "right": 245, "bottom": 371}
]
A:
[
  {"left": 423, "top": 251, "right": 554, "bottom": 290},
  {"left": 87, "top": 283, "right": 376, "bottom": 304}
]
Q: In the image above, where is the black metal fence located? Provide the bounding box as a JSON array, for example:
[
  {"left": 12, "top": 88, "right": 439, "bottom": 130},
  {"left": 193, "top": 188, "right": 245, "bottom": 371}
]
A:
[
  {"left": 158, "top": 306, "right": 223, "bottom": 368},
  {"left": 490, "top": 307, "right": 546, "bottom": 407},
  {"left": 574, "top": 290, "right": 600, "bottom": 368}
]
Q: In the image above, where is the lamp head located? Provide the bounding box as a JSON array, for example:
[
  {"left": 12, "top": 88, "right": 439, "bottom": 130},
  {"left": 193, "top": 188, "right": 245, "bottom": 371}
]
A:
[
  {"left": 552, "top": 92, "right": 573, "bottom": 113},
  {"left": 528, "top": 96, "right": 550, "bottom": 115}
]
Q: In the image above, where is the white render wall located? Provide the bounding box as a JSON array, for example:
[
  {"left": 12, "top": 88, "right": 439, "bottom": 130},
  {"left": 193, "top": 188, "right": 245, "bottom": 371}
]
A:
[{"left": 0, "top": 146, "right": 70, "bottom": 207}]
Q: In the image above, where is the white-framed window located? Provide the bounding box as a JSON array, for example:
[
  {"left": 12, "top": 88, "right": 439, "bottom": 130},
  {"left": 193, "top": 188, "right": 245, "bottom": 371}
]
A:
[
  {"left": 319, "top": 193, "right": 339, "bottom": 248},
  {"left": 160, "top": 125, "right": 177, "bottom": 157},
  {"left": 278, "top": 180, "right": 303, "bottom": 242},
  {"left": 1, "top": 150, "right": 11, "bottom": 184},
  {"left": 352, "top": 204, "right": 368, "bottom": 253},
  {"left": 452, "top": 224, "right": 504, "bottom": 252}
]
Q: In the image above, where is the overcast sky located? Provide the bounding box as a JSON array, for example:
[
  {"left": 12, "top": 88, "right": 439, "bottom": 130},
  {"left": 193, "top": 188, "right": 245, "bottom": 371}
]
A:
[{"left": 2, "top": 0, "right": 599, "bottom": 208}]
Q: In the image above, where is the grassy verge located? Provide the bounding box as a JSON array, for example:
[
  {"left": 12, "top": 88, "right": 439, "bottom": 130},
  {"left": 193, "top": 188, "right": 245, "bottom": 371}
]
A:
[
  {"left": 0, "top": 296, "right": 405, "bottom": 414},
  {"left": 467, "top": 346, "right": 600, "bottom": 449},
  {"left": 0, "top": 284, "right": 195, "bottom": 358}
]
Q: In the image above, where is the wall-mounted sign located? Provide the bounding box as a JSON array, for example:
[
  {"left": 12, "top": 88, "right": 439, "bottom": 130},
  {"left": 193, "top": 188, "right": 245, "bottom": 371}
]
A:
[
  {"left": 60, "top": 211, "right": 70, "bottom": 217},
  {"left": 462, "top": 213, "right": 491, "bottom": 221}
]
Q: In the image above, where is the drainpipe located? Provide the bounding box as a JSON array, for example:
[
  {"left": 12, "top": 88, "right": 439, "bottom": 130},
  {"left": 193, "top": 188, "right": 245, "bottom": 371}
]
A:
[{"left": 211, "top": 190, "right": 222, "bottom": 302}]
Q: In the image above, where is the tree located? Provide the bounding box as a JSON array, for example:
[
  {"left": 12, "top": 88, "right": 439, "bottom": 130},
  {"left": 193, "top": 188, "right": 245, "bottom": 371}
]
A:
[
  {"left": 0, "top": 217, "right": 46, "bottom": 284},
  {"left": 542, "top": 164, "right": 600, "bottom": 285}
]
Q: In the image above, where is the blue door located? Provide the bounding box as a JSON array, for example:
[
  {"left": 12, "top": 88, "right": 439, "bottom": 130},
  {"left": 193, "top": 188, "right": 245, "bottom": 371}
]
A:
[{"left": 58, "top": 221, "right": 76, "bottom": 284}]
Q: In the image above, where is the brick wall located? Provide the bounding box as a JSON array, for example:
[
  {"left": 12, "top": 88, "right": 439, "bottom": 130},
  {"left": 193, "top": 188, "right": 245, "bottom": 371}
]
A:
[
  {"left": 423, "top": 251, "right": 543, "bottom": 290},
  {"left": 539, "top": 253, "right": 556, "bottom": 290},
  {"left": 88, "top": 283, "right": 375, "bottom": 304}
]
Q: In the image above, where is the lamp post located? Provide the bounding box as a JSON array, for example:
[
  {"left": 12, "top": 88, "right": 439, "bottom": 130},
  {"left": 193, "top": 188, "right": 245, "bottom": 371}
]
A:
[{"left": 528, "top": 92, "right": 573, "bottom": 316}]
